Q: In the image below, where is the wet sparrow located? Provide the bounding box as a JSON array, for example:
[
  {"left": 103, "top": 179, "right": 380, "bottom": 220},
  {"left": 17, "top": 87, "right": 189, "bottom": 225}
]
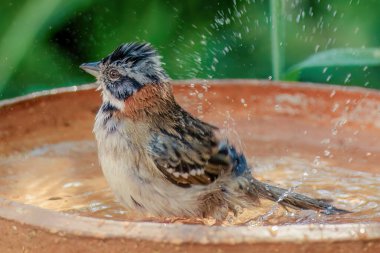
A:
[{"left": 80, "top": 42, "right": 348, "bottom": 221}]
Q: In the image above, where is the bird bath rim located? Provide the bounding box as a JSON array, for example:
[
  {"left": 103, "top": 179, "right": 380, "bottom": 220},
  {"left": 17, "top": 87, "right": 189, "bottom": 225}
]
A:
[
  {"left": 0, "top": 79, "right": 379, "bottom": 248},
  {"left": 1, "top": 79, "right": 379, "bottom": 107},
  {"left": 0, "top": 196, "right": 379, "bottom": 244}
]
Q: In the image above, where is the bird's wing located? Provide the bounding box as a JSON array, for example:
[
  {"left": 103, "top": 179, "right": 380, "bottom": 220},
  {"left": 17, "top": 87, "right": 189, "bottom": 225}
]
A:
[{"left": 147, "top": 112, "right": 233, "bottom": 187}]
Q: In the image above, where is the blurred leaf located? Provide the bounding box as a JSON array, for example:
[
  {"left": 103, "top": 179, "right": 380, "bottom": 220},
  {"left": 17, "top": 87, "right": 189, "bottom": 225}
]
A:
[
  {"left": 284, "top": 48, "right": 380, "bottom": 81},
  {"left": 0, "top": 0, "right": 91, "bottom": 94},
  {"left": 2, "top": 0, "right": 380, "bottom": 99},
  {"left": 2, "top": 41, "right": 92, "bottom": 98}
]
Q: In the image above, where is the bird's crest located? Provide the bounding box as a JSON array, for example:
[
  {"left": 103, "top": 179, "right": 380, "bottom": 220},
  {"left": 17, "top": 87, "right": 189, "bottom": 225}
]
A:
[{"left": 102, "top": 42, "right": 157, "bottom": 65}]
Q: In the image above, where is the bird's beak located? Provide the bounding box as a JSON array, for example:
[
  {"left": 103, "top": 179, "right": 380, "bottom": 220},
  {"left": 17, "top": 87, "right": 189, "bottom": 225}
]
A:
[{"left": 80, "top": 61, "right": 100, "bottom": 77}]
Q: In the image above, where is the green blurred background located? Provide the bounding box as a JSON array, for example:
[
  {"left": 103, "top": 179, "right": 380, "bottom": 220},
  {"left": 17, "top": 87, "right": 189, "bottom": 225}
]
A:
[{"left": 0, "top": 0, "right": 379, "bottom": 99}]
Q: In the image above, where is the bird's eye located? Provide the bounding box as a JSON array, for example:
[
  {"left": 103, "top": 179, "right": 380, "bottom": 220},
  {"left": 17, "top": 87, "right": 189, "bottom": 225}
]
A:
[{"left": 108, "top": 69, "right": 121, "bottom": 80}]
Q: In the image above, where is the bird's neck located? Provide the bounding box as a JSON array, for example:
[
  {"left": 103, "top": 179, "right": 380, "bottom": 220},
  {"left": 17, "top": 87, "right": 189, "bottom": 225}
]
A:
[{"left": 121, "top": 82, "right": 175, "bottom": 120}]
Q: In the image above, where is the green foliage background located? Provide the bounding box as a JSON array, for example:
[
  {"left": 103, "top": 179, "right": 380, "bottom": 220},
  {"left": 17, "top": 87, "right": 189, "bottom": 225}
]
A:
[{"left": 0, "top": 0, "right": 379, "bottom": 99}]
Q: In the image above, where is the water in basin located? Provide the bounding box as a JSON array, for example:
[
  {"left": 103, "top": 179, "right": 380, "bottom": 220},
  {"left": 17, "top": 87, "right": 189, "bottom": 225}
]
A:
[{"left": 0, "top": 140, "right": 378, "bottom": 226}]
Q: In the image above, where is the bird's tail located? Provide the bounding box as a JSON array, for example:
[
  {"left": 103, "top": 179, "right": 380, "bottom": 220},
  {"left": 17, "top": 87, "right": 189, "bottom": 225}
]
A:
[
  {"left": 227, "top": 145, "right": 349, "bottom": 214},
  {"left": 249, "top": 177, "right": 350, "bottom": 215}
]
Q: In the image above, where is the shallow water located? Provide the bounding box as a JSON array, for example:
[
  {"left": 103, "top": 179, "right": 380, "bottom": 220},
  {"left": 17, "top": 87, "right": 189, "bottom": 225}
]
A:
[{"left": 0, "top": 140, "right": 379, "bottom": 226}]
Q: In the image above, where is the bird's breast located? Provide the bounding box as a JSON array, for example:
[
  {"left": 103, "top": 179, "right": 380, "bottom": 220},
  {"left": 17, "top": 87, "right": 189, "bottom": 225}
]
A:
[{"left": 93, "top": 109, "right": 209, "bottom": 216}]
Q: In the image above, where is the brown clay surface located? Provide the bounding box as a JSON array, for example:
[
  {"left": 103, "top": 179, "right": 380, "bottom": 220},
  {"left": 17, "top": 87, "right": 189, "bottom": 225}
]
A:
[{"left": 0, "top": 80, "right": 380, "bottom": 252}]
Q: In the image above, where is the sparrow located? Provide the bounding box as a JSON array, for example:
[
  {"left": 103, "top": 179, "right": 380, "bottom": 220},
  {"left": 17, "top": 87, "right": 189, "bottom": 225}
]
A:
[{"left": 80, "top": 42, "right": 349, "bottom": 221}]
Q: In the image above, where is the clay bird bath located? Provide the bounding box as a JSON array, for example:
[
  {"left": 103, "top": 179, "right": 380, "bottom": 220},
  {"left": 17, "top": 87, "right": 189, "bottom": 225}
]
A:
[{"left": 0, "top": 80, "right": 379, "bottom": 252}]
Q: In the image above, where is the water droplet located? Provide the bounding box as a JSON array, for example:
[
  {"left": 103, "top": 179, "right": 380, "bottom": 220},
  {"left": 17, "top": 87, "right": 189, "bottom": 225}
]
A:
[
  {"left": 313, "top": 156, "right": 321, "bottom": 166},
  {"left": 331, "top": 103, "right": 339, "bottom": 112},
  {"left": 197, "top": 105, "right": 203, "bottom": 114},
  {"left": 269, "top": 225, "right": 279, "bottom": 236},
  {"left": 344, "top": 73, "right": 352, "bottom": 84},
  {"left": 63, "top": 181, "right": 82, "bottom": 188},
  {"left": 321, "top": 138, "right": 331, "bottom": 144},
  {"left": 296, "top": 14, "right": 301, "bottom": 23}
]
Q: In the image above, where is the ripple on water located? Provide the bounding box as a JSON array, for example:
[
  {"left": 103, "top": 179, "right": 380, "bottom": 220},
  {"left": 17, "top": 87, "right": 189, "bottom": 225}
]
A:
[{"left": 0, "top": 140, "right": 379, "bottom": 226}]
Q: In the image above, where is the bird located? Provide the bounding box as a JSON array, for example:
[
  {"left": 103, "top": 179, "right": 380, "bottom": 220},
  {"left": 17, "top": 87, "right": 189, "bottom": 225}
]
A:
[{"left": 80, "top": 42, "right": 349, "bottom": 221}]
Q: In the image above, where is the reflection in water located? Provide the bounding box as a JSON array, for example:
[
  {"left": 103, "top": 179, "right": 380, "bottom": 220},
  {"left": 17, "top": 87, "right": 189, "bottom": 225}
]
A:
[{"left": 0, "top": 140, "right": 378, "bottom": 226}]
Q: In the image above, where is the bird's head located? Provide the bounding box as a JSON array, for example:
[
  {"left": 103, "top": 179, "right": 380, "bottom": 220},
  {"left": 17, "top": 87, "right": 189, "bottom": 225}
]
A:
[{"left": 80, "top": 42, "right": 169, "bottom": 111}]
